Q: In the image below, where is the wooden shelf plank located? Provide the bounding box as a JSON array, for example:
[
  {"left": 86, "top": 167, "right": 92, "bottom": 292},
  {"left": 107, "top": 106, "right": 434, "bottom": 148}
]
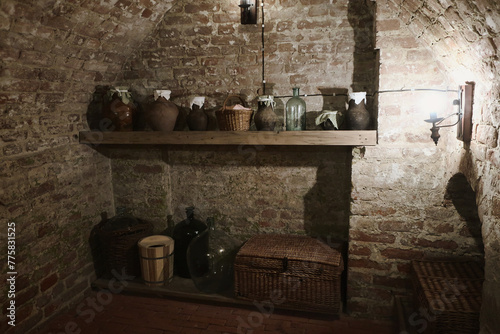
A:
[{"left": 79, "top": 130, "right": 377, "bottom": 146}]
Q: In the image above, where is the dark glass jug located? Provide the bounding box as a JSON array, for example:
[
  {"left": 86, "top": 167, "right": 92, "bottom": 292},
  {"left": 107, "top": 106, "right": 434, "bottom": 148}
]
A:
[{"left": 172, "top": 207, "right": 207, "bottom": 278}]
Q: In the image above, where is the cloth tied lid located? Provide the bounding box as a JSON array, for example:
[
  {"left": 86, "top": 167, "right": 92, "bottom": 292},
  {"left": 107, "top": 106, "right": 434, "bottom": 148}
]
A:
[{"left": 154, "top": 90, "right": 171, "bottom": 101}]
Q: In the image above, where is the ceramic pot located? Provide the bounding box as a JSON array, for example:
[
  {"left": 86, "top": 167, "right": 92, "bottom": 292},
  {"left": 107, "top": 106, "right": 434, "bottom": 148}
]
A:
[
  {"left": 255, "top": 95, "right": 278, "bottom": 131},
  {"left": 321, "top": 119, "right": 336, "bottom": 130},
  {"left": 102, "top": 88, "right": 136, "bottom": 131},
  {"left": 346, "top": 92, "right": 370, "bottom": 130},
  {"left": 145, "top": 90, "right": 179, "bottom": 131},
  {"left": 187, "top": 97, "right": 208, "bottom": 131},
  {"left": 315, "top": 111, "right": 344, "bottom": 130}
]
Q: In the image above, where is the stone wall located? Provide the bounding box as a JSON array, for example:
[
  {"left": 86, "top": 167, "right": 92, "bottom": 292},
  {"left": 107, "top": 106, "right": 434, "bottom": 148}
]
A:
[
  {"left": 0, "top": 0, "right": 174, "bottom": 332},
  {"left": 168, "top": 146, "right": 353, "bottom": 241}
]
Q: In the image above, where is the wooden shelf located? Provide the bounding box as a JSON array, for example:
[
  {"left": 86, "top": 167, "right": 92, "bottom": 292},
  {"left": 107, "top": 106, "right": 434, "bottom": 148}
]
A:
[{"left": 79, "top": 130, "right": 377, "bottom": 146}]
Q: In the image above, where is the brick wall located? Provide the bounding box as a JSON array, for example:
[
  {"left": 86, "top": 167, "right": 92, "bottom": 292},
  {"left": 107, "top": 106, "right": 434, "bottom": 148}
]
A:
[
  {"left": 123, "top": 0, "right": 376, "bottom": 108},
  {"left": 116, "top": 0, "right": 492, "bottom": 320},
  {"left": 107, "top": 146, "right": 354, "bottom": 244},
  {"left": 0, "top": 0, "right": 173, "bottom": 332},
  {"left": 115, "top": 0, "right": 494, "bottom": 322},
  {"left": 350, "top": 0, "right": 499, "bottom": 329},
  {"left": 396, "top": 1, "right": 500, "bottom": 332},
  {"left": 115, "top": 1, "right": 377, "bottom": 241},
  {"left": 1, "top": 0, "right": 499, "bottom": 331}
]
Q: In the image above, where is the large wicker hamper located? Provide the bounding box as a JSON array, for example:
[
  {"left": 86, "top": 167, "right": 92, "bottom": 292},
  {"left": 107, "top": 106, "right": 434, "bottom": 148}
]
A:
[
  {"left": 234, "top": 234, "right": 344, "bottom": 314},
  {"left": 411, "top": 259, "right": 483, "bottom": 334}
]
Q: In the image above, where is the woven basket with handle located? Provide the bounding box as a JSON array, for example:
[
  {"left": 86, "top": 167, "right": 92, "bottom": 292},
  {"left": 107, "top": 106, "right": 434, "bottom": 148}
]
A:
[{"left": 216, "top": 95, "right": 253, "bottom": 131}]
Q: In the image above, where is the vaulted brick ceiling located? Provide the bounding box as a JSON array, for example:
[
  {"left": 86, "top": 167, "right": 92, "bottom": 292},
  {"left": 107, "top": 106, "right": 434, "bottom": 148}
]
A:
[
  {"left": 3, "top": 0, "right": 499, "bottom": 90},
  {"left": 1, "top": 0, "right": 175, "bottom": 83},
  {"left": 385, "top": 0, "right": 500, "bottom": 85}
]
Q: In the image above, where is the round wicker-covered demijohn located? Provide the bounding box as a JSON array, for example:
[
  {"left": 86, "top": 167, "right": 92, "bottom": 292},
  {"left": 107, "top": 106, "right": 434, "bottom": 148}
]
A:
[{"left": 97, "top": 208, "right": 153, "bottom": 278}]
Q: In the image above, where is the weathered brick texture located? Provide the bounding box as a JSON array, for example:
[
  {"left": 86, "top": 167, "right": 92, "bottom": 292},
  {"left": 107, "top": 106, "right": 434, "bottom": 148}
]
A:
[
  {"left": 123, "top": 0, "right": 376, "bottom": 111},
  {"left": 351, "top": 0, "right": 500, "bottom": 329},
  {"left": 0, "top": 0, "right": 174, "bottom": 332},
  {"left": 2, "top": 0, "right": 500, "bottom": 332}
]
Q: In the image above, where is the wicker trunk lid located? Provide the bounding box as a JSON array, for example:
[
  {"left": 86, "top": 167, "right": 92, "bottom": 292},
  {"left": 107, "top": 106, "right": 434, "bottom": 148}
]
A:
[
  {"left": 411, "top": 259, "right": 483, "bottom": 334},
  {"left": 234, "top": 234, "right": 344, "bottom": 314}
]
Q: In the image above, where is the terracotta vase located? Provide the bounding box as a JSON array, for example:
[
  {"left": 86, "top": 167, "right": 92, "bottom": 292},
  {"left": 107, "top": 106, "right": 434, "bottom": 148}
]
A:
[
  {"left": 102, "top": 88, "right": 136, "bottom": 131},
  {"left": 187, "top": 97, "right": 208, "bottom": 131},
  {"left": 145, "top": 90, "right": 179, "bottom": 131},
  {"left": 255, "top": 95, "right": 278, "bottom": 131},
  {"left": 346, "top": 92, "right": 370, "bottom": 130}
]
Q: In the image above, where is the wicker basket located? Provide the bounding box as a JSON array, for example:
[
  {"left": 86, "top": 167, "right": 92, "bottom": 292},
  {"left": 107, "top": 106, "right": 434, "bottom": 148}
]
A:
[
  {"left": 97, "top": 218, "right": 153, "bottom": 278},
  {"left": 216, "top": 95, "right": 253, "bottom": 131},
  {"left": 411, "top": 259, "right": 484, "bottom": 334},
  {"left": 234, "top": 234, "right": 344, "bottom": 314}
]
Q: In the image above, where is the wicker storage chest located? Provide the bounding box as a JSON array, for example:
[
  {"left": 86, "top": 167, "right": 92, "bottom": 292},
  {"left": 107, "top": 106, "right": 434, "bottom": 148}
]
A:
[
  {"left": 234, "top": 234, "right": 344, "bottom": 314},
  {"left": 411, "top": 259, "right": 483, "bottom": 334}
]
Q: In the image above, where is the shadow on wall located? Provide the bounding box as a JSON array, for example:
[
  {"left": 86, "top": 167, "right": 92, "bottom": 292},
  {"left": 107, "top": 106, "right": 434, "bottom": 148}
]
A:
[
  {"left": 303, "top": 92, "right": 353, "bottom": 242},
  {"left": 347, "top": 0, "right": 378, "bottom": 130},
  {"left": 445, "top": 173, "right": 484, "bottom": 255},
  {"left": 303, "top": 147, "right": 352, "bottom": 310},
  {"left": 303, "top": 149, "right": 353, "bottom": 242}
]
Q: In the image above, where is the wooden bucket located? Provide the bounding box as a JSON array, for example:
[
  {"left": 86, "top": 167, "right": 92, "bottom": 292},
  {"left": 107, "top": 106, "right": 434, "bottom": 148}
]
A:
[{"left": 138, "top": 235, "right": 174, "bottom": 286}]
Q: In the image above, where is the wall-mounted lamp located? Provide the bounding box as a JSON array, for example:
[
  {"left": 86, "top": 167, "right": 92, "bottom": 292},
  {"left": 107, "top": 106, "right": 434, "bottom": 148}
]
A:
[
  {"left": 424, "top": 83, "right": 474, "bottom": 145},
  {"left": 239, "top": 0, "right": 258, "bottom": 25}
]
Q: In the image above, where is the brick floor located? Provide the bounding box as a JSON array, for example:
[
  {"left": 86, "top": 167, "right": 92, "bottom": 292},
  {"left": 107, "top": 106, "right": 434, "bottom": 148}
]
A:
[{"left": 31, "top": 293, "right": 396, "bottom": 334}]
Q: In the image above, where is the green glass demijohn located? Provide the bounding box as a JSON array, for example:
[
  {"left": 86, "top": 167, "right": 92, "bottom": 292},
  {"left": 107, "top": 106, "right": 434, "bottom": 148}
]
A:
[
  {"left": 172, "top": 207, "right": 207, "bottom": 278},
  {"left": 286, "top": 87, "right": 306, "bottom": 131},
  {"left": 187, "top": 217, "right": 241, "bottom": 293}
]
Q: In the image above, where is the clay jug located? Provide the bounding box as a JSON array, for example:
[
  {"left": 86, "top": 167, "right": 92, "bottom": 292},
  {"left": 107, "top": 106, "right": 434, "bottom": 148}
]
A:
[
  {"left": 187, "top": 96, "right": 208, "bottom": 131},
  {"left": 145, "top": 90, "right": 179, "bottom": 131},
  {"left": 102, "top": 87, "right": 136, "bottom": 131},
  {"left": 254, "top": 95, "right": 278, "bottom": 131},
  {"left": 346, "top": 92, "right": 370, "bottom": 130}
]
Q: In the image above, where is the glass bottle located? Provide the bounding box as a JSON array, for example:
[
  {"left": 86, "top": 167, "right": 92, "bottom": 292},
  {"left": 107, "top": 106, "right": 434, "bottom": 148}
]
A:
[
  {"left": 187, "top": 218, "right": 241, "bottom": 294},
  {"left": 172, "top": 207, "right": 207, "bottom": 278},
  {"left": 161, "top": 215, "right": 175, "bottom": 237},
  {"left": 286, "top": 87, "right": 306, "bottom": 131}
]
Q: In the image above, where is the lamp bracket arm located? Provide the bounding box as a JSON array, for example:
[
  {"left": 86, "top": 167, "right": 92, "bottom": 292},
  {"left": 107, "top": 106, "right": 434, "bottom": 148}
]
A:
[{"left": 435, "top": 112, "right": 461, "bottom": 128}]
